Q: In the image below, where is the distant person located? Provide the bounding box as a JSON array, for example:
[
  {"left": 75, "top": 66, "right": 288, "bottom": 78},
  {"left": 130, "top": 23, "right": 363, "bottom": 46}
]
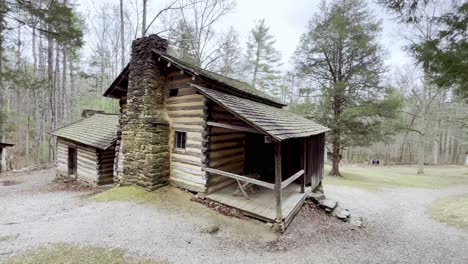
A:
[
  {"left": 372, "top": 160, "right": 375, "bottom": 165},
  {"left": 376, "top": 159, "right": 380, "bottom": 166}
]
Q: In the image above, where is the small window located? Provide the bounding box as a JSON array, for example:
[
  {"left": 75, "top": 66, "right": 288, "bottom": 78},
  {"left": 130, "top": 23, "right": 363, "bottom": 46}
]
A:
[
  {"left": 169, "top": 89, "right": 179, "bottom": 97},
  {"left": 174, "top": 131, "right": 186, "bottom": 149}
]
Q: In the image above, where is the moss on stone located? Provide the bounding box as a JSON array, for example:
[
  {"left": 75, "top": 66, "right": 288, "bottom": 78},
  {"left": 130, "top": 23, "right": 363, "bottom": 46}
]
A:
[
  {"left": 429, "top": 193, "right": 468, "bottom": 231},
  {"left": 4, "top": 244, "right": 167, "bottom": 264}
]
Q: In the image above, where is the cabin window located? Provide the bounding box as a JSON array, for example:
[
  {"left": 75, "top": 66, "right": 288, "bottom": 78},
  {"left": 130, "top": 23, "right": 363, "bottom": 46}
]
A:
[
  {"left": 174, "top": 131, "right": 186, "bottom": 149},
  {"left": 169, "top": 89, "right": 179, "bottom": 97}
]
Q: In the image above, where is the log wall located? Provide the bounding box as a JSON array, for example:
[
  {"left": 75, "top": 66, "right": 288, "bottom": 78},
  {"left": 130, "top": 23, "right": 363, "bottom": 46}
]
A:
[
  {"left": 97, "top": 147, "right": 115, "bottom": 185},
  {"left": 165, "top": 71, "right": 207, "bottom": 193},
  {"left": 56, "top": 139, "right": 69, "bottom": 177},
  {"left": 56, "top": 138, "right": 115, "bottom": 185},
  {"left": 206, "top": 103, "right": 246, "bottom": 193}
]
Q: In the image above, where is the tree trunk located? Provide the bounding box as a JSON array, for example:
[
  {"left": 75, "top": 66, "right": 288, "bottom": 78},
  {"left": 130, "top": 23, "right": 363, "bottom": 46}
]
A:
[
  {"left": 142, "top": 0, "right": 147, "bottom": 37},
  {"left": 62, "top": 47, "right": 67, "bottom": 124},
  {"left": 120, "top": 0, "right": 125, "bottom": 68},
  {"left": 47, "top": 34, "right": 56, "bottom": 162}
]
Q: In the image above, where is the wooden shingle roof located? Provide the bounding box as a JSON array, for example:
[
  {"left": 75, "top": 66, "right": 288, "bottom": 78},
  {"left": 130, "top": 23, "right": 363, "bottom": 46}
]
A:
[
  {"left": 104, "top": 51, "right": 285, "bottom": 108},
  {"left": 52, "top": 114, "right": 119, "bottom": 150},
  {"left": 192, "top": 84, "right": 330, "bottom": 141}
]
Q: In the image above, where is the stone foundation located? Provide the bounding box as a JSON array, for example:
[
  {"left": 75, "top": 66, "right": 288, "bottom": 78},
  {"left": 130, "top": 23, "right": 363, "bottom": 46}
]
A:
[{"left": 119, "top": 35, "right": 170, "bottom": 190}]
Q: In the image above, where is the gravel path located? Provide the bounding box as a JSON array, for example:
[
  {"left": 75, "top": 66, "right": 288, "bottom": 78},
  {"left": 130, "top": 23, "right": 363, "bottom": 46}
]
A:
[{"left": 1, "top": 170, "right": 468, "bottom": 264}]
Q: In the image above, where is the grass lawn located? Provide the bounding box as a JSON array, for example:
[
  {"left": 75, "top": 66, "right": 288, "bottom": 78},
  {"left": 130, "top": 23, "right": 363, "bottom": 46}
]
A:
[
  {"left": 429, "top": 193, "right": 468, "bottom": 231},
  {"left": 323, "top": 164, "right": 468, "bottom": 190},
  {"left": 4, "top": 244, "right": 166, "bottom": 264}
]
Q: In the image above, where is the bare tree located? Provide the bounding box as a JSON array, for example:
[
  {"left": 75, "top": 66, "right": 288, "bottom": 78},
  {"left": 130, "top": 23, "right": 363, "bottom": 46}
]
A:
[{"left": 175, "top": 0, "right": 235, "bottom": 68}]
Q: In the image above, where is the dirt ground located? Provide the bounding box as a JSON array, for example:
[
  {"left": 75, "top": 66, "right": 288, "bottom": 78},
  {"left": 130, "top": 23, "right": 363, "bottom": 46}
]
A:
[{"left": 1, "top": 168, "right": 468, "bottom": 264}]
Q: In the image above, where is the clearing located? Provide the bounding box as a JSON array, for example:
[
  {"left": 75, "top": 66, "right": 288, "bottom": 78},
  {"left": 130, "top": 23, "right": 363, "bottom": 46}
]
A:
[
  {"left": 1, "top": 166, "right": 468, "bottom": 264},
  {"left": 323, "top": 164, "right": 468, "bottom": 190}
]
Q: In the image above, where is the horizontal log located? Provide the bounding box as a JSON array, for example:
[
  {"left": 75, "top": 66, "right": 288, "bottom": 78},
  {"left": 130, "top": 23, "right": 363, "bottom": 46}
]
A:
[
  {"left": 212, "top": 161, "right": 244, "bottom": 173},
  {"left": 172, "top": 156, "right": 202, "bottom": 166},
  {"left": 207, "top": 121, "right": 262, "bottom": 134},
  {"left": 209, "top": 155, "right": 244, "bottom": 168},
  {"left": 204, "top": 167, "right": 274, "bottom": 189},
  {"left": 172, "top": 171, "right": 206, "bottom": 184},
  {"left": 167, "top": 111, "right": 204, "bottom": 118},
  {"left": 281, "top": 169, "right": 305, "bottom": 189},
  {"left": 167, "top": 95, "right": 204, "bottom": 104},
  {"left": 171, "top": 162, "right": 204, "bottom": 176},
  {"left": 166, "top": 105, "right": 205, "bottom": 111},
  {"left": 208, "top": 148, "right": 243, "bottom": 159},
  {"left": 172, "top": 149, "right": 204, "bottom": 158}
]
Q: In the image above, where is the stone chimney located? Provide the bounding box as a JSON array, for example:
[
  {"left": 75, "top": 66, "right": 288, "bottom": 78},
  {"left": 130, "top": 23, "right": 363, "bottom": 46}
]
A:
[{"left": 119, "top": 35, "right": 170, "bottom": 190}]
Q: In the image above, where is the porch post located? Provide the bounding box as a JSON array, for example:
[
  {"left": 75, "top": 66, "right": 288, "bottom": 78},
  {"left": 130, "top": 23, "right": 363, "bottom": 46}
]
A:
[
  {"left": 301, "top": 138, "right": 307, "bottom": 193},
  {"left": 274, "top": 142, "right": 282, "bottom": 222}
]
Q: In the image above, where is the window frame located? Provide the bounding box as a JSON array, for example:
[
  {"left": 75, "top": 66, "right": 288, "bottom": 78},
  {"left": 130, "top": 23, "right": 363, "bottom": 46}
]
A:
[{"left": 173, "top": 131, "right": 187, "bottom": 150}]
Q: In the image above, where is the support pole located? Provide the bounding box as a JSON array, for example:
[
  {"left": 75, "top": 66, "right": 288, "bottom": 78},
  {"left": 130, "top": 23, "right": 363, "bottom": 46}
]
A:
[
  {"left": 274, "top": 142, "right": 282, "bottom": 223},
  {"left": 301, "top": 138, "right": 307, "bottom": 193}
]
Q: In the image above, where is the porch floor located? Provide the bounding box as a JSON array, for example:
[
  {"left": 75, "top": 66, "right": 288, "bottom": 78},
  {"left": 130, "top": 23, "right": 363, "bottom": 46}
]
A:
[{"left": 206, "top": 183, "right": 311, "bottom": 222}]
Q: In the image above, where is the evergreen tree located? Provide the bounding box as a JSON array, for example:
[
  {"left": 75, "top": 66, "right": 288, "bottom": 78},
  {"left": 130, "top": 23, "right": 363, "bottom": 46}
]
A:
[
  {"left": 170, "top": 19, "right": 197, "bottom": 65},
  {"left": 245, "top": 19, "right": 281, "bottom": 94},
  {"left": 379, "top": 0, "right": 468, "bottom": 100},
  {"left": 293, "top": 0, "right": 402, "bottom": 176}
]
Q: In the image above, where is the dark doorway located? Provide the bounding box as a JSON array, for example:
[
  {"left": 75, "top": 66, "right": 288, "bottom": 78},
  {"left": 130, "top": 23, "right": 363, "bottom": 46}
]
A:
[{"left": 68, "top": 146, "right": 77, "bottom": 177}]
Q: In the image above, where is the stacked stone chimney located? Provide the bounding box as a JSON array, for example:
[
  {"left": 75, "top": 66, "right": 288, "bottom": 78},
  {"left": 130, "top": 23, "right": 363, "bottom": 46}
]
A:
[{"left": 119, "top": 35, "right": 170, "bottom": 190}]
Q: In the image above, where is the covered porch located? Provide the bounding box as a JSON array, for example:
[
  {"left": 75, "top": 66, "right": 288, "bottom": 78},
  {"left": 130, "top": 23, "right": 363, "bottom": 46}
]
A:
[
  {"left": 205, "top": 170, "right": 311, "bottom": 226},
  {"left": 193, "top": 85, "right": 329, "bottom": 229}
]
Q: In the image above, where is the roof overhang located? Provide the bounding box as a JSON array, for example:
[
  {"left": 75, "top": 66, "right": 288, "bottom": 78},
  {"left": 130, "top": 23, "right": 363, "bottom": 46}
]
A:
[{"left": 191, "top": 84, "right": 330, "bottom": 142}]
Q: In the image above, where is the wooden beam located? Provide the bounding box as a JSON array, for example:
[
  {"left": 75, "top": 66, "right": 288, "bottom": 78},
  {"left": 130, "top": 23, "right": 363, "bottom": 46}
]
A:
[
  {"left": 203, "top": 167, "right": 275, "bottom": 189},
  {"left": 206, "top": 121, "right": 265, "bottom": 135},
  {"left": 301, "top": 138, "right": 306, "bottom": 193},
  {"left": 281, "top": 169, "right": 304, "bottom": 190},
  {"left": 274, "top": 142, "right": 282, "bottom": 222}
]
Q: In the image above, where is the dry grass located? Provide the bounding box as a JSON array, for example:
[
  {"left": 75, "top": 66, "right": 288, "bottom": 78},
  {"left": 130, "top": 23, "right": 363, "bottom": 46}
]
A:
[
  {"left": 324, "top": 165, "right": 468, "bottom": 190},
  {"left": 429, "top": 193, "right": 468, "bottom": 231},
  {"left": 3, "top": 244, "right": 167, "bottom": 264}
]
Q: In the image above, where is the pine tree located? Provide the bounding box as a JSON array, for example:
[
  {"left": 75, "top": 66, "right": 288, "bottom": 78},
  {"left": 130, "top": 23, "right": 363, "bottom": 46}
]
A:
[
  {"left": 245, "top": 19, "right": 281, "bottom": 94},
  {"left": 170, "top": 19, "right": 197, "bottom": 65},
  {"left": 294, "top": 0, "right": 402, "bottom": 176}
]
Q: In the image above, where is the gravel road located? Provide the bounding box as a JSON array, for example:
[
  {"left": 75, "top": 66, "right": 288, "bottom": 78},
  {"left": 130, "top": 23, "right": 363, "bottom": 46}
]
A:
[{"left": 1, "top": 170, "right": 467, "bottom": 264}]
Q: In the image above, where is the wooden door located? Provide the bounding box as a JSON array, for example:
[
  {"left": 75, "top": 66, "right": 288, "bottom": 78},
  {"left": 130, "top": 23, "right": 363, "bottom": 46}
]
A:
[{"left": 68, "top": 146, "right": 77, "bottom": 177}]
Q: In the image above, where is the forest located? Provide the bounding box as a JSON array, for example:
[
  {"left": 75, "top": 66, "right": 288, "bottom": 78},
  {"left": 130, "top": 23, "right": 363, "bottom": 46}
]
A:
[{"left": 0, "top": 0, "right": 467, "bottom": 175}]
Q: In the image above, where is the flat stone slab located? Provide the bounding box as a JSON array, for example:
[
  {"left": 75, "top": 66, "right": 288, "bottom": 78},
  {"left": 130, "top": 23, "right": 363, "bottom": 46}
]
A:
[
  {"left": 350, "top": 217, "right": 364, "bottom": 229},
  {"left": 319, "top": 199, "right": 338, "bottom": 210},
  {"left": 308, "top": 192, "right": 325, "bottom": 203},
  {"left": 333, "top": 207, "right": 350, "bottom": 220}
]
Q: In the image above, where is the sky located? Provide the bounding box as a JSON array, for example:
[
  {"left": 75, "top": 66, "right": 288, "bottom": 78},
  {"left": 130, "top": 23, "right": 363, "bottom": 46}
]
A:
[
  {"left": 77, "top": 0, "right": 413, "bottom": 73},
  {"left": 218, "top": 0, "right": 412, "bottom": 71}
]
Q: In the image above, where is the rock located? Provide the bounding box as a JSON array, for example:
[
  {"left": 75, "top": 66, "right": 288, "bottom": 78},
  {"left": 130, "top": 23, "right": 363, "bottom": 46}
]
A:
[
  {"left": 308, "top": 192, "right": 325, "bottom": 203},
  {"left": 319, "top": 199, "right": 338, "bottom": 210},
  {"left": 350, "top": 217, "right": 364, "bottom": 229},
  {"left": 313, "top": 181, "right": 324, "bottom": 194},
  {"left": 332, "top": 207, "right": 350, "bottom": 221},
  {"left": 266, "top": 222, "right": 274, "bottom": 228},
  {"left": 203, "top": 225, "right": 219, "bottom": 234},
  {"left": 195, "top": 193, "right": 206, "bottom": 200}
]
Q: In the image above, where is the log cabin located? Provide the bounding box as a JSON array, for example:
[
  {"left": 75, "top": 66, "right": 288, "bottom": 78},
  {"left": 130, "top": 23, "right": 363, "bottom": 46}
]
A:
[
  {"left": 104, "top": 35, "right": 329, "bottom": 229},
  {"left": 52, "top": 112, "right": 119, "bottom": 185},
  {"left": 0, "top": 142, "right": 14, "bottom": 173}
]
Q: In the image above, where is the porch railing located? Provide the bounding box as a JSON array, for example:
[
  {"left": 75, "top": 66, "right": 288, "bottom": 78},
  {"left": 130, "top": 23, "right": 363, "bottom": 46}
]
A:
[{"left": 203, "top": 167, "right": 305, "bottom": 192}]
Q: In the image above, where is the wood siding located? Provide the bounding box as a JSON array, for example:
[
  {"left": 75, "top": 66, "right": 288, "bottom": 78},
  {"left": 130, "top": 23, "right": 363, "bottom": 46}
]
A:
[{"left": 166, "top": 71, "right": 207, "bottom": 193}]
